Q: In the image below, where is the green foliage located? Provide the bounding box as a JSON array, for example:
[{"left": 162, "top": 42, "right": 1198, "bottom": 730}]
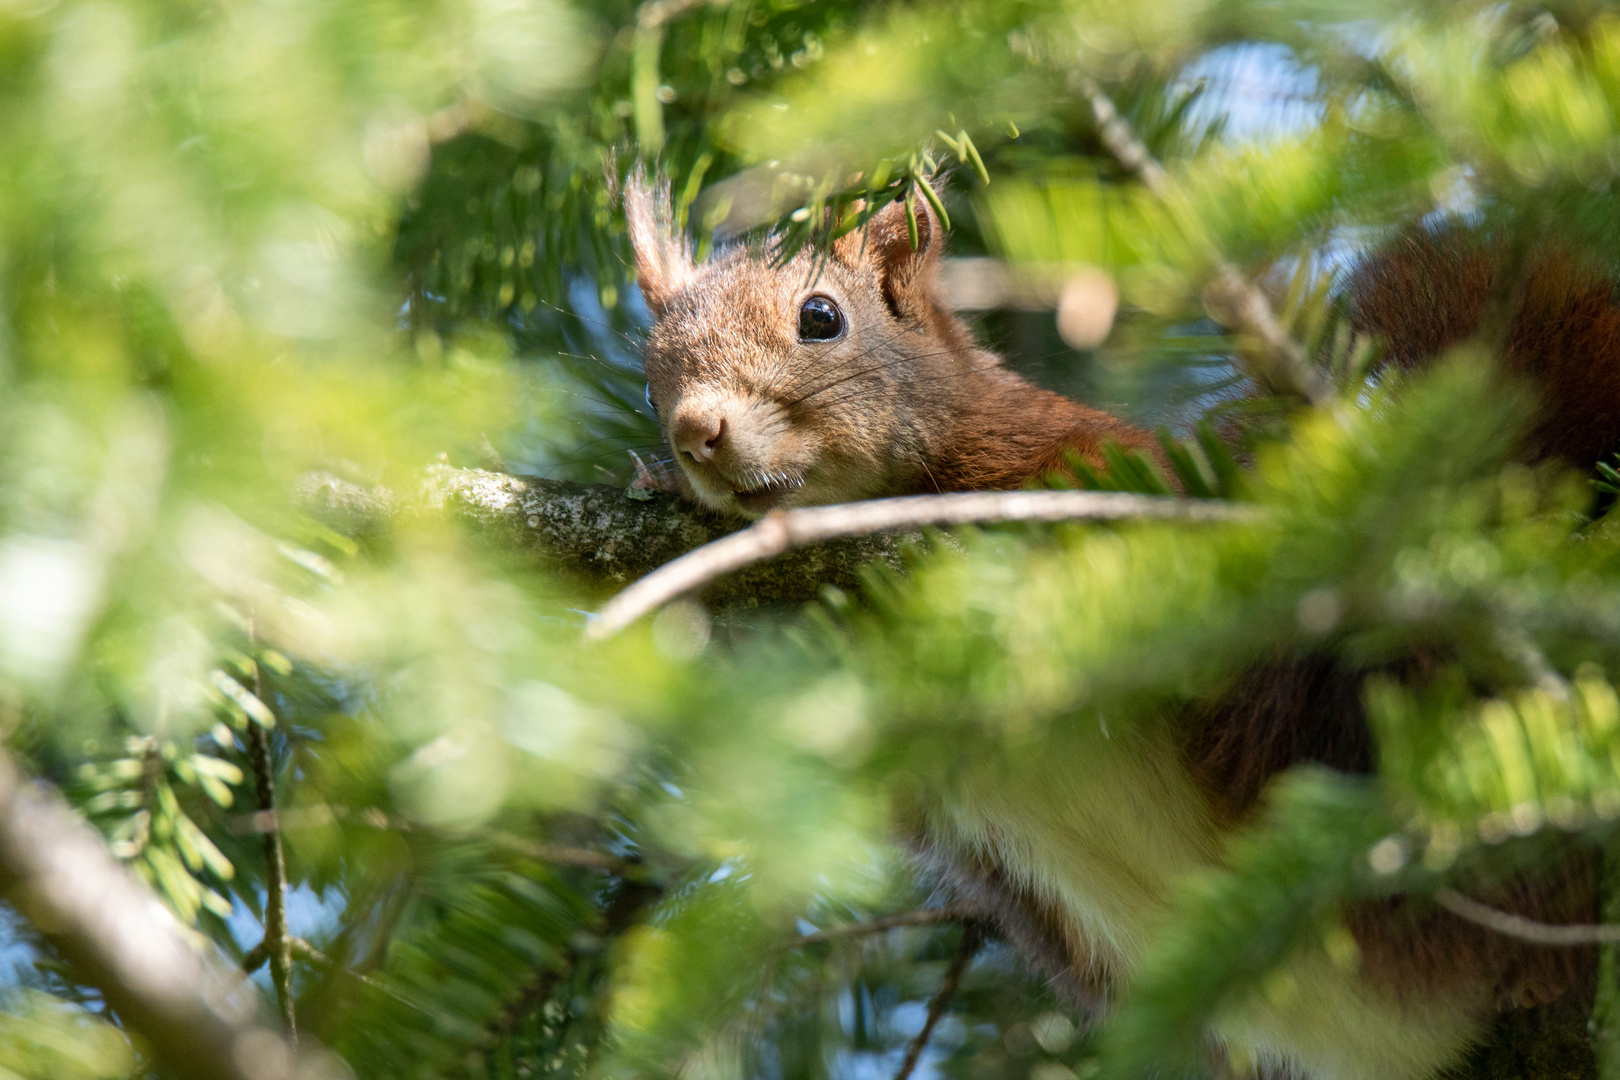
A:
[
  {"left": 0, "top": 991, "right": 133, "bottom": 1080},
  {"left": 10, "top": 0, "right": 1620, "bottom": 1079}
]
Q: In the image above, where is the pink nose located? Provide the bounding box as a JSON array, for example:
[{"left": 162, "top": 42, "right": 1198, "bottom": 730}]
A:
[{"left": 672, "top": 411, "right": 727, "bottom": 463}]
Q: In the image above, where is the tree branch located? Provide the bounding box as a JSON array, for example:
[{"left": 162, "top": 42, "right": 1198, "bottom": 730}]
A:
[
  {"left": 298, "top": 467, "right": 918, "bottom": 611},
  {"left": 790, "top": 908, "right": 972, "bottom": 947},
  {"left": 246, "top": 651, "right": 296, "bottom": 1037},
  {"left": 488, "top": 833, "right": 648, "bottom": 876},
  {"left": 586, "top": 490, "right": 1253, "bottom": 639},
  {"left": 892, "top": 923, "right": 983, "bottom": 1080},
  {"left": 1435, "top": 887, "right": 1620, "bottom": 946},
  {"left": 0, "top": 749, "right": 328, "bottom": 1080},
  {"left": 1075, "top": 76, "right": 1331, "bottom": 407}
]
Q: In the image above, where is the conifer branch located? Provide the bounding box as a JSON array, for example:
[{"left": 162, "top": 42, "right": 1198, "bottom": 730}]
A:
[
  {"left": 489, "top": 833, "right": 654, "bottom": 877},
  {"left": 1435, "top": 887, "right": 1620, "bottom": 945},
  {"left": 892, "top": 923, "right": 983, "bottom": 1080},
  {"left": 479, "top": 877, "right": 663, "bottom": 1061},
  {"left": 248, "top": 646, "right": 297, "bottom": 1039},
  {"left": 587, "top": 490, "right": 1252, "bottom": 639},
  {"left": 0, "top": 749, "right": 325, "bottom": 1080},
  {"left": 299, "top": 467, "right": 917, "bottom": 613},
  {"left": 790, "top": 908, "right": 973, "bottom": 947},
  {"left": 1074, "top": 76, "right": 1331, "bottom": 407}
]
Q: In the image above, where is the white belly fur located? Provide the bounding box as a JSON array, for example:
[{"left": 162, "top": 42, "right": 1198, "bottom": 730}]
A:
[{"left": 930, "top": 719, "right": 1485, "bottom": 1080}]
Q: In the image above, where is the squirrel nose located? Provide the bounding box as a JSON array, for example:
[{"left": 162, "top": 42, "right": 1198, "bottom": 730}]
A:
[{"left": 672, "top": 411, "right": 727, "bottom": 463}]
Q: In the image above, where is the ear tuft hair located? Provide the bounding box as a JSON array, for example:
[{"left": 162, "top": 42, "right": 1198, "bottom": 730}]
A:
[
  {"left": 835, "top": 184, "right": 944, "bottom": 322},
  {"left": 621, "top": 173, "right": 695, "bottom": 316}
]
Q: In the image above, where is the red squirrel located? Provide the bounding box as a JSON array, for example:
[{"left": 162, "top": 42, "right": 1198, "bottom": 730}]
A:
[
  {"left": 626, "top": 179, "right": 1161, "bottom": 516},
  {"left": 624, "top": 176, "right": 1619, "bottom": 1080}
]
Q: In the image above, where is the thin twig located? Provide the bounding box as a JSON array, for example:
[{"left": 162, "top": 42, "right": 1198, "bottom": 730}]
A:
[
  {"left": 0, "top": 748, "right": 322, "bottom": 1080},
  {"left": 587, "top": 490, "right": 1253, "bottom": 639},
  {"left": 487, "top": 961, "right": 573, "bottom": 1046},
  {"left": 232, "top": 810, "right": 649, "bottom": 880},
  {"left": 892, "top": 923, "right": 984, "bottom": 1080},
  {"left": 1435, "top": 887, "right": 1620, "bottom": 945},
  {"left": 1075, "top": 76, "right": 1330, "bottom": 407},
  {"left": 790, "top": 908, "right": 973, "bottom": 947},
  {"left": 479, "top": 877, "right": 664, "bottom": 1066},
  {"left": 488, "top": 833, "right": 642, "bottom": 875},
  {"left": 248, "top": 647, "right": 296, "bottom": 1039}
]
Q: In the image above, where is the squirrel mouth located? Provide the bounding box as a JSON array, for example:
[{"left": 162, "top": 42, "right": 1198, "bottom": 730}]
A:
[{"left": 730, "top": 473, "right": 803, "bottom": 514}]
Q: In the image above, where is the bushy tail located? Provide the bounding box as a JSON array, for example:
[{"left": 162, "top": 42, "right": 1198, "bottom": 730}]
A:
[{"left": 1350, "top": 227, "right": 1620, "bottom": 469}]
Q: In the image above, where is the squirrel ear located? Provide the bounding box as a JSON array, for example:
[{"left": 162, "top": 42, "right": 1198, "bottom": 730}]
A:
[
  {"left": 835, "top": 186, "right": 942, "bottom": 321},
  {"left": 622, "top": 175, "right": 694, "bottom": 316}
]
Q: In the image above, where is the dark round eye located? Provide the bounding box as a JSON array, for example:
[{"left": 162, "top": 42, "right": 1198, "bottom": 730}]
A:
[{"left": 798, "top": 296, "right": 845, "bottom": 341}]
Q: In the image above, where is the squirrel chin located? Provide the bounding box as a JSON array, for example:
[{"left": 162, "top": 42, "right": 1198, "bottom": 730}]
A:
[{"left": 680, "top": 466, "right": 804, "bottom": 519}]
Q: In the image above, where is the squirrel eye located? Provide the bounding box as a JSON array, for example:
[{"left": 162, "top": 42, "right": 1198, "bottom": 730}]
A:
[{"left": 798, "top": 296, "right": 845, "bottom": 341}]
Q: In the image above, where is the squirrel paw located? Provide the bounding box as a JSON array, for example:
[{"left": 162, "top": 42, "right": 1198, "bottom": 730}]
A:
[{"left": 627, "top": 449, "right": 680, "bottom": 496}]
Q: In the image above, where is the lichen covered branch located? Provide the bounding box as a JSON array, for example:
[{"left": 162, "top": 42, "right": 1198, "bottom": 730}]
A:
[
  {"left": 0, "top": 750, "right": 329, "bottom": 1080},
  {"left": 299, "top": 466, "right": 922, "bottom": 610}
]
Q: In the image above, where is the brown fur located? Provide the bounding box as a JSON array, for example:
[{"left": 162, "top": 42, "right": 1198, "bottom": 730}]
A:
[
  {"left": 627, "top": 179, "right": 1162, "bottom": 519},
  {"left": 893, "top": 796, "right": 1114, "bottom": 1012},
  {"left": 1184, "top": 648, "right": 1598, "bottom": 1016},
  {"left": 1352, "top": 227, "right": 1620, "bottom": 467},
  {"left": 625, "top": 184, "right": 1611, "bottom": 1072}
]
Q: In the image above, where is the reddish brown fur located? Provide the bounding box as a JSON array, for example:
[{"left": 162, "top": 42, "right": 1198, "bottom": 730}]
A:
[
  {"left": 1183, "top": 649, "right": 1598, "bottom": 1016},
  {"left": 1353, "top": 228, "right": 1620, "bottom": 467},
  {"left": 626, "top": 182, "right": 1612, "bottom": 1067},
  {"left": 892, "top": 797, "right": 1113, "bottom": 1013},
  {"left": 930, "top": 373, "right": 1163, "bottom": 492},
  {"left": 625, "top": 178, "right": 1164, "bottom": 519}
]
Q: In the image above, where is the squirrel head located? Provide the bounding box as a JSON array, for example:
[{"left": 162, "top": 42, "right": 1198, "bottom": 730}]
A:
[{"left": 625, "top": 177, "right": 978, "bottom": 518}]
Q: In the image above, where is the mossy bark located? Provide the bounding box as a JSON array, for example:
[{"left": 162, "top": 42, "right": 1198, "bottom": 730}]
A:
[{"left": 298, "top": 465, "right": 925, "bottom": 611}]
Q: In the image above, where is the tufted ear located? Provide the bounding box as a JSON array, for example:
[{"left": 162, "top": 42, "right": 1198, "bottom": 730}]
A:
[
  {"left": 834, "top": 186, "right": 943, "bottom": 322},
  {"left": 622, "top": 174, "right": 694, "bottom": 316}
]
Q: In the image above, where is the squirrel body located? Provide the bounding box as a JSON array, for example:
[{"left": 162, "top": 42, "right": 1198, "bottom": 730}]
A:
[
  {"left": 625, "top": 179, "right": 1614, "bottom": 1079},
  {"left": 920, "top": 721, "right": 1485, "bottom": 1080}
]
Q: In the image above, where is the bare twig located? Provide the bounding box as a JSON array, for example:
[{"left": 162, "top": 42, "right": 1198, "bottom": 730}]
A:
[
  {"left": 479, "top": 877, "right": 663, "bottom": 1065},
  {"left": 1435, "top": 887, "right": 1620, "bottom": 945},
  {"left": 1078, "top": 77, "right": 1171, "bottom": 198},
  {"left": 231, "top": 808, "right": 648, "bottom": 882},
  {"left": 587, "top": 490, "right": 1253, "bottom": 639},
  {"left": 248, "top": 650, "right": 297, "bottom": 1039},
  {"left": 231, "top": 803, "right": 406, "bottom": 836},
  {"left": 238, "top": 933, "right": 422, "bottom": 1016},
  {"left": 488, "top": 833, "right": 645, "bottom": 876},
  {"left": 892, "top": 923, "right": 984, "bottom": 1080},
  {"left": 790, "top": 908, "right": 972, "bottom": 947},
  {"left": 0, "top": 749, "right": 328, "bottom": 1080},
  {"left": 1075, "top": 76, "right": 1330, "bottom": 407}
]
